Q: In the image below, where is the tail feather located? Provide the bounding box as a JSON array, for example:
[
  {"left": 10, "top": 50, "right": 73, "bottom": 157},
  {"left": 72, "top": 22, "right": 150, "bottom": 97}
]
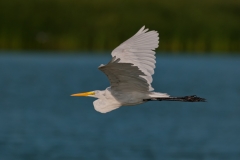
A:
[{"left": 150, "top": 92, "right": 170, "bottom": 98}]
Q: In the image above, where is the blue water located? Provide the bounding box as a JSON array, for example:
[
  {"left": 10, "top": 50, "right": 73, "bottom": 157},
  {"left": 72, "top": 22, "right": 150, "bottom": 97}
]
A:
[{"left": 0, "top": 53, "right": 240, "bottom": 160}]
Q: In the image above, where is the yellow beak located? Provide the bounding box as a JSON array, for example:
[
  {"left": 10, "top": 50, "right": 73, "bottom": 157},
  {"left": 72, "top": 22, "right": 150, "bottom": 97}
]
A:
[{"left": 71, "top": 91, "right": 95, "bottom": 97}]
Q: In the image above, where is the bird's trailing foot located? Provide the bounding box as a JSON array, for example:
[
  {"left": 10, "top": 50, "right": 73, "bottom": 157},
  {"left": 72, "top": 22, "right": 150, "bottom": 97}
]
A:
[{"left": 143, "top": 95, "right": 206, "bottom": 102}]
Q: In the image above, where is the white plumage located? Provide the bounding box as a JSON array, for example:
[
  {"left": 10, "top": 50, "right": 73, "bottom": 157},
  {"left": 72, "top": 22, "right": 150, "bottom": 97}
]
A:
[
  {"left": 111, "top": 26, "right": 158, "bottom": 91},
  {"left": 72, "top": 26, "right": 170, "bottom": 113}
]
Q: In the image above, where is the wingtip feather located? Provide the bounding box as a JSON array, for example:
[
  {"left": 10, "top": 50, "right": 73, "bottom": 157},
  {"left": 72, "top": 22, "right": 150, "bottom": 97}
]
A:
[{"left": 135, "top": 25, "right": 147, "bottom": 35}]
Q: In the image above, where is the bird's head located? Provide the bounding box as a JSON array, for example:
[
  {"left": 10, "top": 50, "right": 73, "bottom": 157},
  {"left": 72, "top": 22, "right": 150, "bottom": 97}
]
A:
[{"left": 71, "top": 90, "right": 101, "bottom": 98}]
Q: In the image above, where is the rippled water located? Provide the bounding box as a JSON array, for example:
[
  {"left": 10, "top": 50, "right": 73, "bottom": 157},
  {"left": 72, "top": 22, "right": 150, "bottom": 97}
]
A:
[{"left": 0, "top": 53, "right": 239, "bottom": 160}]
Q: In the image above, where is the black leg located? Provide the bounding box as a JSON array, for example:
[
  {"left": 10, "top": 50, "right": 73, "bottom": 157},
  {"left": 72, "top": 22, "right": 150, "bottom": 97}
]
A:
[{"left": 143, "top": 95, "right": 206, "bottom": 102}]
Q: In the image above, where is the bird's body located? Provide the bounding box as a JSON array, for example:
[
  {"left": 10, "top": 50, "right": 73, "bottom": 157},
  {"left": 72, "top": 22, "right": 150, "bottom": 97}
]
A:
[
  {"left": 91, "top": 87, "right": 169, "bottom": 113},
  {"left": 71, "top": 26, "right": 205, "bottom": 113}
]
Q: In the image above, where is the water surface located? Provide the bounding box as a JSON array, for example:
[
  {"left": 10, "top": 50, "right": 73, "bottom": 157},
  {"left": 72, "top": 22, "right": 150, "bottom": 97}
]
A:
[{"left": 0, "top": 53, "right": 240, "bottom": 160}]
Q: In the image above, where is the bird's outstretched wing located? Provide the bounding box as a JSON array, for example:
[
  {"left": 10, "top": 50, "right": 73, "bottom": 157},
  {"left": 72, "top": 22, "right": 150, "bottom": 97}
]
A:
[
  {"left": 99, "top": 57, "right": 149, "bottom": 92},
  {"left": 99, "top": 26, "right": 159, "bottom": 92}
]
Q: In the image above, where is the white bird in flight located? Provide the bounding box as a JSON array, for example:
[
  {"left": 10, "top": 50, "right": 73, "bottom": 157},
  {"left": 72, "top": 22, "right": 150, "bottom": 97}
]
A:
[{"left": 71, "top": 26, "right": 205, "bottom": 113}]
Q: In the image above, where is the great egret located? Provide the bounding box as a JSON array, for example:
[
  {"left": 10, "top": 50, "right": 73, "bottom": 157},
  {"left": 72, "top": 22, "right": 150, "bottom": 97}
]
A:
[{"left": 71, "top": 26, "right": 205, "bottom": 113}]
